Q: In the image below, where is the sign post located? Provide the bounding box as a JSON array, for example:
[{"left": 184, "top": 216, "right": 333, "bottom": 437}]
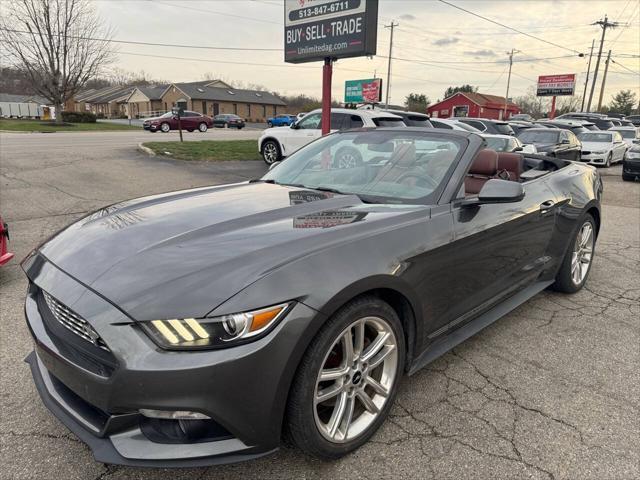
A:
[
  {"left": 284, "top": 0, "right": 378, "bottom": 136},
  {"left": 536, "top": 74, "right": 576, "bottom": 119},
  {"left": 172, "top": 106, "right": 184, "bottom": 142}
]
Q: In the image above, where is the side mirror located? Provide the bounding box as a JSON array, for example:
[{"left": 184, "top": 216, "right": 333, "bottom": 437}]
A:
[
  {"left": 268, "top": 161, "right": 281, "bottom": 171},
  {"left": 513, "top": 146, "right": 523, "bottom": 152},
  {"left": 461, "top": 179, "right": 525, "bottom": 207},
  {"left": 290, "top": 123, "right": 299, "bottom": 129},
  {"left": 561, "top": 139, "right": 570, "bottom": 144}
]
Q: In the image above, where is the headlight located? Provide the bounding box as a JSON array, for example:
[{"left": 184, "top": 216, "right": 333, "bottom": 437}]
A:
[{"left": 141, "top": 303, "right": 291, "bottom": 350}]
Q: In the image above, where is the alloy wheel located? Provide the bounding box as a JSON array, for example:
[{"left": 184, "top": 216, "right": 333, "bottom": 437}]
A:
[
  {"left": 160, "top": 123, "right": 170, "bottom": 133},
  {"left": 571, "top": 222, "right": 594, "bottom": 285},
  {"left": 313, "top": 316, "right": 398, "bottom": 443},
  {"left": 199, "top": 123, "right": 207, "bottom": 132},
  {"left": 263, "top": 142, "right": 278, "bottom": 164}
]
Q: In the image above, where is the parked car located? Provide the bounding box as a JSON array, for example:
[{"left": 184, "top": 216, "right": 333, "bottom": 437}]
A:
[
  {"left": 258, "top": 108, "right": 404, "bottom": 164},
  {"left": 430, "top": 118, "right": 481, "bottom": 132},
  {"left": 577, "top": 131, "right": 628, "bottom": 167},
  {"left": 455, "top": 117, "right": 515, "bottom": 136},
  {"left": 22, "top": 127, "right": 602, "bottom": 466},
  {"left": 618, "top": 119, "right": 635, "bottom": 127},
  {"left": 509, "top": 113, "right": 534, "bottom": 121},
  {"left": 382, "top": 109, "right": 433, "bottom": 127},
  {"left": 608, "top": 126, "right": 640, "bottom": 147},
  {"left": 143, "top": 111, "right": 213, "bottom": 133},
  {"left": 0, "top": 215, "right": 13, "bottom": 266},
  {"left": 558, "top": 113, "right": 616, "bottom": 130},
  {"left": 481, "top": 134, "right": 536, "bottom": 154},
  {"left": 517, "top": 128, "right": 582, "bottom": 160},
  {"left": 624, "top": 114, "right": 640, "bottom": 126},
  {"left": 508, "top": 120, "right": 537, "bottom": 135},
  {"left": 267, "top": 114, "right": 297, "bottom": 127},
  {"left": 212, "top": 114, "right": 245, "bottom": 129},
  {"left": 537, "top": 119, "right": 590, "bottom": 136},
  {"left": 622, "top": 143, "right": 640, "bottom": 181}
]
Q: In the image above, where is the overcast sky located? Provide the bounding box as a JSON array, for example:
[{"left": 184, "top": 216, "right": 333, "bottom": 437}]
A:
[{"left": 92, "top": 0, "right": 639, "bottom": 105}]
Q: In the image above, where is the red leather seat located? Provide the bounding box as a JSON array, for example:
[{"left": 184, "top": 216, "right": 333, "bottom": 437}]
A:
[
  {"left": 496, "top": 152, "right": 523, "bottom": 181},
  {"left": 465, "top": 149, "right": 498, "bottom": 194}
]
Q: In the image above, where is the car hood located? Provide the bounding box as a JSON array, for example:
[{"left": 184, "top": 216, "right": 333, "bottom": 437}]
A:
[
  {"left": 580, "top": 141, "right": 611, "bottom": 151},
  {"left": 38, "top": 183, "right": 419, "bottom": 321},
  {"left": 262, "top": 126, "right": 291, "bottom": 135},
  {"left": 144, "top": 116, "right": 164, "bottom": 123}
]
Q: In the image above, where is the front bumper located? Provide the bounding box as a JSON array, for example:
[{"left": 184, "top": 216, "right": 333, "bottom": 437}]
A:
[
  {"left": 622, "top": 158, "right": 640, "bottom": 178},
  {"left": 143, "top": 124, "right": 159, "bottom": 131},
  {"left": 580, "top": 152, "right": 609, "bottom": 165},
  {"left": 22, "top": 254, "right": 319, "bottom": 466}
]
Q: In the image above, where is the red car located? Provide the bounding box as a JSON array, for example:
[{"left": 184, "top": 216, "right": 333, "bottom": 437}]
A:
[
  {"left": 0, "top": 215, "right": 13, "bottom": 266},
  {"left": 143, "top": 111, "right": 213, "bottom": 133}
]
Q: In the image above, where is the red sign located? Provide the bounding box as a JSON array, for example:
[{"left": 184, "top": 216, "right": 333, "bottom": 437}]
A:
[
  {"left": 537, "top": 74, "right": 576, "bottom": 97},
  {"left": 361, "top": 79, "right": 381, "bottom": 103}
]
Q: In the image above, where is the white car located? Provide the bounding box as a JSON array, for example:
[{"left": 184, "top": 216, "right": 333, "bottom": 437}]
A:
[
  {"left": 609, "top": 126, "right": 640, "bottom": 148},
  {"left": 481, "top": 134, "right": 537, "bottom": 154},
  {"left": 577, "top": 131, "right": 628, "bottom": 167},
  {"left": 430, "top": 118, "right": 482, "bottom": 132},
  {"left": 258, "top": 108, "right": 404, "bottom": 164}
]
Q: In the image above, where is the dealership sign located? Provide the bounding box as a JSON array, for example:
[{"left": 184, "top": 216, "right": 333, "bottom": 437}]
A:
[
  {"left": 344, "top": 78, "right": 382, "bottom": 103},
  {"left": 536, "top": 74, "right": 576, "bottom": 97},
  {"left": 284, "top": 0, "right": 379, "bottom": 63}
]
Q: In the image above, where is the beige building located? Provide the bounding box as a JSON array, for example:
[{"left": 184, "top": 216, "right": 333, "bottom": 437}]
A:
[{"left": 160, "top": 81, "right": 287, "bottom": 122}]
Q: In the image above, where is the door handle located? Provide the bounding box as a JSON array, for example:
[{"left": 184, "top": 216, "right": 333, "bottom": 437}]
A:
[{"left": 540, "top": 200, "right": 555, "bottom": 214}]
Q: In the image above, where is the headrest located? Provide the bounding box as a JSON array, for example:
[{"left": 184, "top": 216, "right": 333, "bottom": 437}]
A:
[
  {"left": 393, "top": 142, "right": 416, "bottom": 166},
  {"left": 497, "top": 152, "right": 523, "bottom": 170},
  {"left": 470, "top": 149, "right": 498, "bottom": 175}
]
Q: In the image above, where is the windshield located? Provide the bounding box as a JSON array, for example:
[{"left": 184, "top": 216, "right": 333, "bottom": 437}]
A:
[
  {"left": 483, "top": 137, "right": 510, "bottom": 152},
  {"left": 263, "top": 131, "right": 466, "bottom": 204},
  {"left": 494, "top": 123, "right": 515, "bottom": 135},
  {"left": 613, "top": 129, "right": 636, "bottom": 138},
  {"left": 518, "top": 130, "right": 559, "bottom": 144},
  {"left": 161, "top": 111, "right": 173, "bottom": 118},
  {"left": 595, "top": 120, "right": 614, "bottom": 129},
  {"left": 578, "top": 132, "right": 612, "bottom": 142}
]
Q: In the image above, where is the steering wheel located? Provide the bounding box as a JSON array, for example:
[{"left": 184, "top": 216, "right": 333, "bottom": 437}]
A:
[{"left": 397, "top": 171, "right": 439, "bottom": 189}]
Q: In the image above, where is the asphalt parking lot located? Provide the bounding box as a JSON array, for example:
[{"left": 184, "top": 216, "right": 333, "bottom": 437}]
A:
[{"left": 0, "top": 131, "right": 638, "bottom": 480}]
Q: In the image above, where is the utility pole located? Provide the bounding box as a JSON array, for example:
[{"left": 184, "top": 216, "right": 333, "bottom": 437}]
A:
[
  {"left": 503, "top": 49, "right": 519, "bottom": 119},
  {"left": 581, "top": 39, "right": 595, "bottom": 112},
  {"left": 597, "top": 50, "right": 612, "bottom": 111},
  {"left": 587, "top": 15, "right": 619, "bottom": 112},
  {"left": 384, "top": 21, "right": 398, "bottom": 109}
]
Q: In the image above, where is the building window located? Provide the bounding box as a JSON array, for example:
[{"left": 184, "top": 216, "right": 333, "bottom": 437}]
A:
[{"left": 233, "top": 103, "right": 238, "bottom": 115}]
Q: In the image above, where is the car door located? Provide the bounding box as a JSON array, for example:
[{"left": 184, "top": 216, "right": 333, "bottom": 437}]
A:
[
  {"left": 420, "top": 170, "right": 560, "bottom": 336},
  {"left": 287, "top": 112, "right": 322, "bottom": 154}
]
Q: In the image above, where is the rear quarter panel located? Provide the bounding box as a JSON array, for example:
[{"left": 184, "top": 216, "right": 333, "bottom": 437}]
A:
[{"left": 542, "top": 162, "right": 602, "bottom": 278}]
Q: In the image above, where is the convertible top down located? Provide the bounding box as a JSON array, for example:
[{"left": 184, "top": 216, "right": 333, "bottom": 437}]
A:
[{"left": 22, "top": 128, "right": 602, "bottom": 466}]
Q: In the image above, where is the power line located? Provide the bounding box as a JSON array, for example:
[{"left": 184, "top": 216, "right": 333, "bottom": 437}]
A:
[
  {"left": 0, "top": 28, "right": 281, "bottom": 51},
  {"left": 436, "top": 0, "right": 584, "bottom": 55},
  {"left": 154, "top": 1, "right": 281, "bottom": 25}
]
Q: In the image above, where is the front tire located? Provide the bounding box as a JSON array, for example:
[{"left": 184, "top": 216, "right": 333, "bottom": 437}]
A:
[
  {"left": 160, "top": 122, "right": 170, "bottom": 133},
  {"left": 605, "top": 153, "right": 612, "bottom": 167},
  {"left": 261, "top": 140, "right": 281, "bottom": 165},
  {"left": 286, "top": 296, "right": 405, "bottom": 459},
  {"left": 267, "top": 121, "right": 273, "bottom": 128},
  {"left": 552, "top": 214, "right": 596, "bottom": 293},
  {"left": 198, "top": 122, "right": 208, "bottom": 132}
]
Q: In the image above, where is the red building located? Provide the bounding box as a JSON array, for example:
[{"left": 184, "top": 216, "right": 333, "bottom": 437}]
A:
[{"left": 427, "top": 92, "right": 520, "bottom": 120}]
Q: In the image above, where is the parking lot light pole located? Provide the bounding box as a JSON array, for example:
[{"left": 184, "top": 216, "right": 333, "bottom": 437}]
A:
[{"left": 321, "top": 57, "right": 333, "bottom": 136}]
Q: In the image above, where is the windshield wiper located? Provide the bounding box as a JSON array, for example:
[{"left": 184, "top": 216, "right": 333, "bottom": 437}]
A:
[{"left": 248, "top": 178, "right": 275, "bottom": 183}]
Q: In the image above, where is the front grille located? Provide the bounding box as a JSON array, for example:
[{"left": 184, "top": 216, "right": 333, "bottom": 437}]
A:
[
  {"left": 43, "top": 291, "right": 110, "bottom": 351},
  {"left": 582, "top": 151, "right": 591, "bottom": 155}
]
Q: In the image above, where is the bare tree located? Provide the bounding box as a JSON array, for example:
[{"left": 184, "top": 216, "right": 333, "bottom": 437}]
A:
[{"left": 0, "top": 0, "right": 115, "bottom": 122}]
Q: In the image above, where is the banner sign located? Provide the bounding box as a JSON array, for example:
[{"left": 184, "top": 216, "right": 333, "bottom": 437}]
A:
[
  {"left": 284, "top": 0, "right": 378, "bottom": 64},
  {"left": 536, "top": 74, "right": 576, "bottom": 97},
  {"left": 344, "top": 78, "right": 382, "bottom": 103}
]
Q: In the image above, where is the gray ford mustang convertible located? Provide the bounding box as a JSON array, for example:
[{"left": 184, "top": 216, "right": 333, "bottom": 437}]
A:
[{"left": 22, "top": 128, "right": 602, "bottom": 467}]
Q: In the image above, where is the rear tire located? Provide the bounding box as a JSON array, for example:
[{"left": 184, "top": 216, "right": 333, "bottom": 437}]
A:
[
  {"left": 552, "top": 214, "right": 596, "bottom": 293},
  {"left": 286, "top": 296, "right": 405, "bottom": 460},
  {"left": 268, "top": 121, "right": 273, "bottom": 128}
]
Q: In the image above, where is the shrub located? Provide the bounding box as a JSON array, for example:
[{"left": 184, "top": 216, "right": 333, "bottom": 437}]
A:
[{"left": 60, "top": 111, "right": 97, "bottom": 123}]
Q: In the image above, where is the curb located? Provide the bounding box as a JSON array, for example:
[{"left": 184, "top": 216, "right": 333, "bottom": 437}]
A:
[{"left": 137, "top": 143, "right": 156, "bottom": 157}]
